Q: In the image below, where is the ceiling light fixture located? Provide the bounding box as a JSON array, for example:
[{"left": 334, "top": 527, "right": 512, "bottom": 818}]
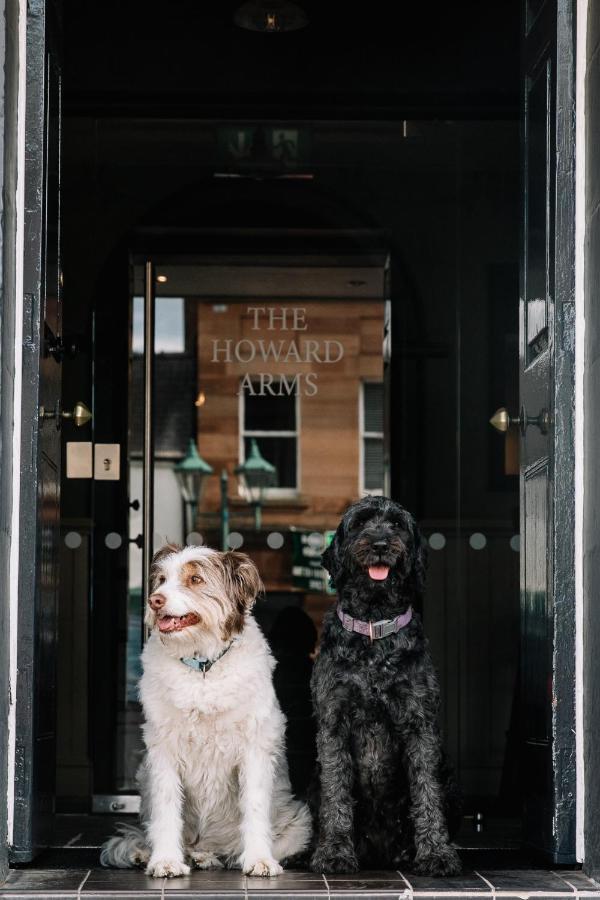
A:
[
  {"left": 234, "top": 0, "right": 308, "bottom": 33},
  {"left": 156, "top": 274, "right": 168, "bottom": 283}
]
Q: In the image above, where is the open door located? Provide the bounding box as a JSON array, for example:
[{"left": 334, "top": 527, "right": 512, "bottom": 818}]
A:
[
  {"left": 11, "top": 1, "right": 63, "bottom": 862},
  {"left": 519, "top": 0, "right": 576, "bottom": 862}
]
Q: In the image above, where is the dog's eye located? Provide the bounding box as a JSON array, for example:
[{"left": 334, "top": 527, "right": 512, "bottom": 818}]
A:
[
  {"left": 156, "top": 575, "right": 165, "bottom": 586},
  {"left": 190, "top": 574, "right": 203, "bottom": 585},
  {"left": 352, "top": 514, "right": 371, "bottom": 529}
]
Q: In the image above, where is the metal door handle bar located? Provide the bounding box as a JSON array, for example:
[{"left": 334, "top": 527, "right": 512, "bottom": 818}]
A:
[{"left": 142, "top": 260, "right": 155, "bottom": 626}]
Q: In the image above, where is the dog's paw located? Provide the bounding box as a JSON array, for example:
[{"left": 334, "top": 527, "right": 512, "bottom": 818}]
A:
[
  {"left": 413, "top": 845, "right": 462, "bottom": 877},
  {"left": 132, "top": 844, "right": 151, "bottom": 866},
  {"left": 310, "top": 846, "right": 359, "bottom": 874},
  {"left": 243, "top": 857, "right": 283, "bottom": 877},
  {"left": 188, "top": 849, "right": 224, "bottom": 870},
  {"left": 146, "top": 857, "right": 191, "bottom": 878}
]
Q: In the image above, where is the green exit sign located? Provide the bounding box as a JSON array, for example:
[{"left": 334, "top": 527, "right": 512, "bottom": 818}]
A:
[{"left": 217, "top": 126, "right": 311, "bottom": 165}]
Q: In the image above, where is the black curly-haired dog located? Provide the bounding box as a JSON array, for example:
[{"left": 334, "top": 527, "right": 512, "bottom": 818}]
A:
[{"left": 310, "top": 496, "right": 461, "bottom": 876}]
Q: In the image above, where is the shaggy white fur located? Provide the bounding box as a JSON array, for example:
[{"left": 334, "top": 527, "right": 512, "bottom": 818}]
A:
[{"left": 100, "top": 545, "right": 312, "bottom": 878}]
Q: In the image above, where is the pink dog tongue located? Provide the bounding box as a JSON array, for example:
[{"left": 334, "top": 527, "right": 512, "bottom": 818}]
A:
[
  {"left": 368, "top": 565, "right": 390, "bottom": 581},
  {"left": 157, "top": 613, "right": 200, "bottom": 633}
]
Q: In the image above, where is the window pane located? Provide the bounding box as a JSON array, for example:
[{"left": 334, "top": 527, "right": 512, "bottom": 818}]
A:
[
  {"left": 364, "top": 437, "right": 384, "bottom": 490},
  {"left": 244, "top": 390, "right": 296, "bottom": 432},
  {"left": 132, "top": 296, "right": 185, "bottom": 354},
  {"left": 243, "top": 436, "right": 296, "bottom": 488},
  {"left": 364, "top": 382, "right": 383, "bottom": 433}
]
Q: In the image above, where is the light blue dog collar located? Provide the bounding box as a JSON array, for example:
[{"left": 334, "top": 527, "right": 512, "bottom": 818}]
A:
[{"left": 180, "top": 639, "right": 237, "bottom": 677}]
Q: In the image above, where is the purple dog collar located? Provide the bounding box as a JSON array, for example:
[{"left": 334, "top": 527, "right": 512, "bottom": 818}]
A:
[{"left": 336, "top": 604, "right": 413, "bottom": 641}]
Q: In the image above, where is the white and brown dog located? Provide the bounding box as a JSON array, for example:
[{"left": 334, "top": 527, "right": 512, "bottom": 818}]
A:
[{"left": 100, "top": 543, "right": 311, "bottom": 878}]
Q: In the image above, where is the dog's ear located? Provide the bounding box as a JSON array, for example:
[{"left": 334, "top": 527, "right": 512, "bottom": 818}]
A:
[
  {"left": 321, "top": 526, "right": 343, "bottom": 583},
  {"left": 410, "top": 524, "right": 428, "bottom": 598},
  {"left": 222, "top": 551, "right": 264, "bottom": 611},
  {"left": 149, "top": 542, "right": 181, "bottom": 593}
]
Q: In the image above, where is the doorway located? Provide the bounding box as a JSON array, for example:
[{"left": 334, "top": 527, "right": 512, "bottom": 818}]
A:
[
  {"left": 56, "top": 119, "right": 526, "bottom": 847},
  {"left": 0, "top": 0, "right": 585, "bottom": 887}
]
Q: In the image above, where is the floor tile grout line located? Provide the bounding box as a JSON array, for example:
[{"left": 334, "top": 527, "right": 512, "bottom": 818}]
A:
[
  {"left": 76, "top": 868, "right": 91, "bottom": 898},
  {"left": 410, "top": 894, "right": 501, "bottom": 898},
  {"left": 322, "top": 873, "right": 331, "bottom": 899},
  {"left": 395, "top": 869, "right": 413, "bottom": 895},
  {"left": 552, "top": 869, "right": 579, "bottom": 895},
  {"left": 473, "top": 870, "right": 496, "bottom": 898},
  {"left": 243, "top": 872, "right": 249, "bottom": 900},
  {"left": 489, "top": 893, "right": 585, "bottom": 898},
  {"left": 553, "top": 870, "right": 586, "bottom": 896},
  {"left": 160, "top": 874, "right": 167, "bottom": 900}
]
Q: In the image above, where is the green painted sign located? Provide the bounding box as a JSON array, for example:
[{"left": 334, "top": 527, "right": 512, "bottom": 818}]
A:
[{"left": 291, "top": 529, "right": 335, "bottom": 594}]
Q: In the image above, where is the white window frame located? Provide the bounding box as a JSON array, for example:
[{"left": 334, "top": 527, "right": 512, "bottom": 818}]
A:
[
  {"left": 359, "top": 379, "right": 384, "bottom": 497},
  {"left": 238, "top": 380, "right": 301, "bottom": 499}
]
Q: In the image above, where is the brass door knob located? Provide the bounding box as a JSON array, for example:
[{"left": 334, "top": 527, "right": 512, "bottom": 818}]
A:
[
  {"left": 62, "top": 401, "right": 92, "bottom": 427},
  {"left": 489, "top": 408, "right": 516, "bottom": 432},
  {"left": 490, "top": 406, "right": 549, "bottom": 436},
  {"left": 40, "top": 400, "right": 92, "bottom": 427}
]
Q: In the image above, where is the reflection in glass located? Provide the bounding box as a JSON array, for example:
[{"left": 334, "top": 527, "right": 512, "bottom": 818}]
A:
[{"left": 132, "top": 296, "right": 185, "bottom": 354}]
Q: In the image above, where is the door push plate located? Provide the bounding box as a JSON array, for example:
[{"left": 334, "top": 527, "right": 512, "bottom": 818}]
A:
[
  {"left": 94, "top": 443, "right": 120, "bottom": 481},
  {"left": 66, "top": 441, "right": 93, "bottom": 478}
]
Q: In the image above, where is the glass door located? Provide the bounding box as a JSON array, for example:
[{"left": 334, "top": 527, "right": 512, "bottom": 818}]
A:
[{"left": 88, "top": 123, "right": 523, "bottom": 842}]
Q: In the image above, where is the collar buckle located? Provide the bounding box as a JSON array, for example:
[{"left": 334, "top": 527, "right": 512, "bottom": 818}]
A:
[{"left": 371, "top": 620, "right": 385, "bottom": 640}]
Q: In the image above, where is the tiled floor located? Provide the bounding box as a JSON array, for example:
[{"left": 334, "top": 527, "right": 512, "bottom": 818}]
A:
[
  {"left": 2, "top": 865, "right": 600, "bottom": 900},
  {"left": 2, "top": 817, "right": 599, "bottom": 899}
]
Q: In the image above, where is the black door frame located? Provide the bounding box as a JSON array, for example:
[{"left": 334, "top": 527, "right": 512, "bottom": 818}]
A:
[
  {"left": 519, "top": 0, "right": 577, "bottom": 864},
  {"left": 0, "top": 1, "right": 582, "bottom": 870},
  {"left": 11, "top": 0, "right": 63, "bottom": 864}
]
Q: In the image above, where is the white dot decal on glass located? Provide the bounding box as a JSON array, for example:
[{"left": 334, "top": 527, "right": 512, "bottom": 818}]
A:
[
  {"left": 186, "top": 532, "right": 204, "bottom": 546},
  {"left": 469, "top": 532, "right": 487, "bottom": 550},
  {"left": 105, "top": 532, "right": 123, "bottom": 550},
  {"left": 227, "top": 531, "right": 244, "bottom": 550},
  {"left": 510, "top": 534, "right": 520, "bottom": 553},
  {"left": 64, "top": 531, "right": 82, "bottom": 549},
  {"left": 267, "top": 532, "right": 284, "bottom": 550},
  {"left": 428, "top": 533, "right": 446, "bottom": 551},
  {"left": 308, "top": 532, "right": 325, "bottom": 548}
]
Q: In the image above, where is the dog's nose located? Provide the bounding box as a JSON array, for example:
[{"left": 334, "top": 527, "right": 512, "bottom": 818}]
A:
[
  {"left": 372, "top": 540, "right": 388, "bottom": 550},
  {"left": 149, "top": 593, "right": 166, "bottom": 611}
]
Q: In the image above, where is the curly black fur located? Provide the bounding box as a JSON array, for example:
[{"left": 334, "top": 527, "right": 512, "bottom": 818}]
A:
[{"left": 310, "top": 496, "right": 462, "bottom": 877}]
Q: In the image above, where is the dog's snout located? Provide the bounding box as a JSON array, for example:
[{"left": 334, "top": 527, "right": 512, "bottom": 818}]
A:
[
  {"left": 372, "top": 540, "right": 388, "bottom": 550},
  {"left": 149, "top": 592, "right": 166, "bottom": 611}
]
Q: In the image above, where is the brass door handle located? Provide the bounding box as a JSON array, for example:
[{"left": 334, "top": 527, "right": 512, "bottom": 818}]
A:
[
  {"left": 489, "top": 406, "right": 550, "bottom": 436},
  {"left": 62, "top": 400, "right": 92, "bottom": 427},
  {"left": 40, "top": 400, "right": 92, "bottom": 428}
]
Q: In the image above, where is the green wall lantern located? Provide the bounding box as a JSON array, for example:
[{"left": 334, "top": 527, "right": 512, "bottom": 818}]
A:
[
  {"left": 235, "top": 439, "right": 277, "bottom": 530},
  {"left": 174, "top": 439, "right": 214, "bottom": 536}
]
